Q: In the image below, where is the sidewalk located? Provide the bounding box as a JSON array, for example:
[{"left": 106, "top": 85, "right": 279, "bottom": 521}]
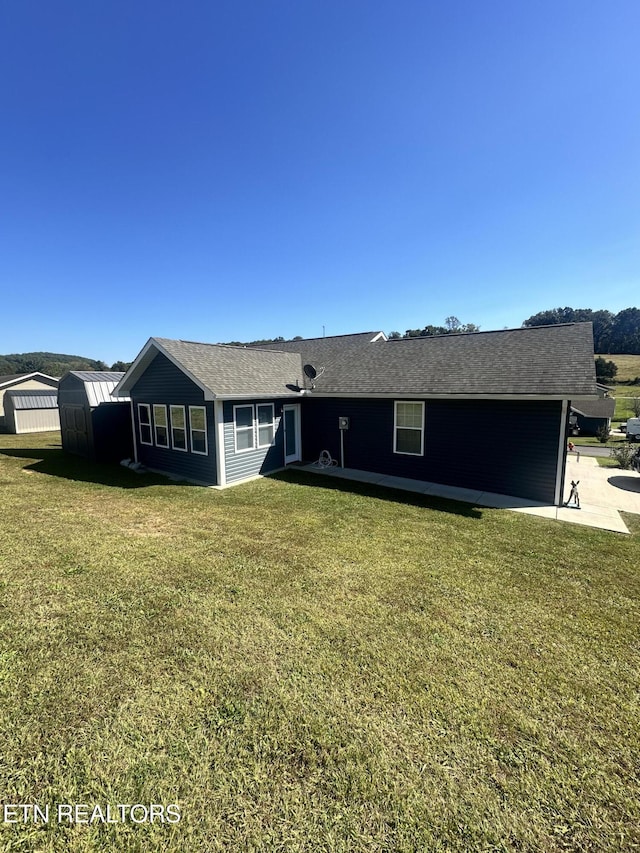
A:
[{"left": 301, "top": 457, "right": 639, "bottom": 535}]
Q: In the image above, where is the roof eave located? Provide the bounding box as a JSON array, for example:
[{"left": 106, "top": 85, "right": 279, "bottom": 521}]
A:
[
  {"left": 113, "top": 338, "right": 216, "bottom": 400},
  {"left": 0, "top": 371, "right": 59, "bottom": 389},
  {"left": 216, "top": 392, "right": 305, "bottom": 401}
]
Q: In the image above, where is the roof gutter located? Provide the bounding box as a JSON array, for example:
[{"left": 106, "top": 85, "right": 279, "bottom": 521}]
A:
[{"left": 300, "top": 392, "right": 598, "bottom": 401}]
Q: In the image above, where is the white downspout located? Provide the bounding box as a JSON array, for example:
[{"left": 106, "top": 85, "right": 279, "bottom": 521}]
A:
[
  {"left": 129, "top": 400, "right": 138, "bottom": 463},
  {"left": 214, "top": 400, "right": 226, "bottom": 487}
]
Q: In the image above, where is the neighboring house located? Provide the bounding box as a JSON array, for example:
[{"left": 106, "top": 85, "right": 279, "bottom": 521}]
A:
[
  {"left": 114, "top": 323, "right": 596, "bottom": 505},
  {"left": 0, "top": 372, "right": 59, "bottom": 428},
  {"left": 4, "top": 390, "right": 60, "bottom": 434},
  {"left": 58, "top": 371, "right": 133, "bottom": 462},
  {"left": 570, "top": 398, "right": 616, "bottom": 436}
]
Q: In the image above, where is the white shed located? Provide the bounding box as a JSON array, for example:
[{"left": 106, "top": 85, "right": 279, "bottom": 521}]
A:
[
  {"left": 0, "top": 372, "right": 58, "bottom": 427},
  {"left": 4, "top": 390, "right": 60, "bottom": 434}
]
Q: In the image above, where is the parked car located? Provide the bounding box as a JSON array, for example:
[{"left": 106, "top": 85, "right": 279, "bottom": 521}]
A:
[
  {"left": 626, "top": 418, "right": 640, "bottom": 442},
  {"left": 619, "top": 422, "right": 627, "bottom": 433}
]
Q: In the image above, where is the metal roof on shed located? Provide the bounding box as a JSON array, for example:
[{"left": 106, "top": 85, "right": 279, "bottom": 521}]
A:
[
  {"left": 5, "top": 390, "right": 58, "bottom": 410},
  {"left": 65, "top": 371, "right": 130, "bottom": 406}
]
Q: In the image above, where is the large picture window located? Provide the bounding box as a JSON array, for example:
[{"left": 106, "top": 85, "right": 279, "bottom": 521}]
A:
[
  {"left": 234, "top": 405, "right": 255, "bottom": 452},
  {"left": 257, "top": 404, "right": 275, "bottom": 448},
  {"left": 189, "top": 406, "right": 208, "bottom": 455},
  {"left": 394, "top": 401, "right": 424, "bottom": 456},
  {"left": 153, "top": 405, "right": 169, "bottom": 447},
  {"left": 138, "top": 404, "right": 152, "bottom": 445},
  {"left": 170, "top": 405, "right": 187, "bottom": 451}
]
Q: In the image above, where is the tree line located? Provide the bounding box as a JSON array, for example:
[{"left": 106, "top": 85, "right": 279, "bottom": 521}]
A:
[
  {"left": 522, "top": 307, "right": 640, "bottom": 354},
  {"left": 388, "top": 316, "right": 480, "bottom": 339}
]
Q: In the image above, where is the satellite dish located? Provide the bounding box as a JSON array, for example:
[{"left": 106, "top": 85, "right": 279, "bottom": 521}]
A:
[{"left": 303, "top": 364, "right": 317, "bottom": 379}]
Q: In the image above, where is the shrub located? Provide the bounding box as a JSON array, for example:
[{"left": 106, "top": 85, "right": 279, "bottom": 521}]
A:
[
  {"left": 609, "top": 443, "right": 637, "bottom": 469},
  {"left": 596, "top": 426, "right": 610, "bottom": 443},
  {"left": 595, "top": 356, "right": 618, "bottom": 382}
]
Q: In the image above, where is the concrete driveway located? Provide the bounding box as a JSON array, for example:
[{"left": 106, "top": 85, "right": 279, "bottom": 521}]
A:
[{"left": 553, "top": 456, "right": 640, "bottom": 534}]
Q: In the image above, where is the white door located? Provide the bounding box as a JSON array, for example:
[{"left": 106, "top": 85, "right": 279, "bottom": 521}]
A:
[{"left": 283, "top": 404, "right": 301, "bottom": 464}]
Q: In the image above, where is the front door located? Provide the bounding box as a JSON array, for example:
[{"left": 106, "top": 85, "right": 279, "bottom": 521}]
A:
[{"left": 283, "top": 404, "right": 301, "bottom": 464}]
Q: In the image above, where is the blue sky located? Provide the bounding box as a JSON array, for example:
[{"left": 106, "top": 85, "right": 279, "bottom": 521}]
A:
[{"left": 1, "top": 1, "right": 638, "bottom": 364}]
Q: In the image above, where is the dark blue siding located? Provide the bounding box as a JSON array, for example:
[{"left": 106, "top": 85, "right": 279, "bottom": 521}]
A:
[
  {"left": 130, "top": 352, "right": 217, "bottom": 484},
  {"left": 575, "top": 414, "right": 609, "bottom": 435},
  {"left": 91, "top": 403, "right": 134, "bottom": 462},
  {"left": 301, "top": 398, "right": 562, "bottom": 503},
  {"left": 223, "top": 400, "right": 285, "bottom": 483},
  {"left": 59, "top": 374, "right": 133, "bottom": 461}
]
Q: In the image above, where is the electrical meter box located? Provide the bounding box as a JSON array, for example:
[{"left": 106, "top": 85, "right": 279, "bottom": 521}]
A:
[{"left": 338, "top": 417, "right": 350, "bottom": 430}]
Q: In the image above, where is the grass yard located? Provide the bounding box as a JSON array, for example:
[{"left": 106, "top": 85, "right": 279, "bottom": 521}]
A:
[
  {"left": 613, "top": 394, "right": 640, "bottom": 424},
  {"left": 0, "top": 433, "right": 639, "bottom": 852},
  {"left": 567, "top": 434, "right": 626, "bottom": 448},
  {"left": 598, "top": 354, "right": 640, "bottom": 424},
  {"left": 601, "top": 354, "right": 640, "bottom": 384},
  {"left": 595, "top": 354, "right": 640, "bottom": 424}
]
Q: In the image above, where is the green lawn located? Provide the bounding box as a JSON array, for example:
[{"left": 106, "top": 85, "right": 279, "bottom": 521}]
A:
[
  {"left": 600, "top": 353, "right": 640, "bottom": 383},
  {"left": 1, "top": 433, "right": 639, "bottom": 852},
  {"left": 595, "top": 454, "right": 622, "bottom": 468},
  {"left": 595, "top": 354, "right": 640, "bottom": 424},
  {"left": 567, "top": 434, "right": 626, "bottom": 447}
]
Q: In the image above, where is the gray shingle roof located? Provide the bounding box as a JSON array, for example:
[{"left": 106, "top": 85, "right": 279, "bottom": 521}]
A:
[
  {"left": 299, "top": 323, "right": 596, "bottom": 396},
  {"left": 120, "top": 324, "right": 596, "bottom": 400},
  {"left": 571, "top": 398, "right": 615, "bottom": 418},
  {"left": 153, "top": 338, "right": 303, "bottom": 398},
  {"left": 258, "top": 331, "right": 383, "bottom": 357}
]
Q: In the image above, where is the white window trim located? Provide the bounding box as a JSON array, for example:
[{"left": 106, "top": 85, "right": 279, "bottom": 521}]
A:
[
  {"left": 233, "top": 404, "right": 256, "bottom": 453},
  {"left": 256, "top": 403, "right": 276, "bottom": 448},
  {"left": 393, "top": 401, "right": 425, "bottom": 456},
  {"left": 170, "top": 405, "right": 188, "bottom": 452},
  {"left": 189, "top": 405, "right": 208, "bottom": 456},
  {"left": 138, "top": 403, "right": 153, "bottom": 446},
  {"left": 153, "top": 404, "right": 169, "bottom": 448}
]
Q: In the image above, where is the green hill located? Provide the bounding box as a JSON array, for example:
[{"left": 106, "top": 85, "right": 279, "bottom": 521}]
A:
[{"left": 0, "top": 352, "right": 108, "bottom": 378}]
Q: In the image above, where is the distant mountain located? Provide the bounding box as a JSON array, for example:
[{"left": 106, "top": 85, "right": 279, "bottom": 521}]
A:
[{"left": 0, "top": 352, "right": 109, "bottom": 377}]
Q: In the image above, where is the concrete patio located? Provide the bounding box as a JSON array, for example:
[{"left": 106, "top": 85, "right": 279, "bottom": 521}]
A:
[{"left": 301, "top": 455, "right": 640, "bottom": 534}]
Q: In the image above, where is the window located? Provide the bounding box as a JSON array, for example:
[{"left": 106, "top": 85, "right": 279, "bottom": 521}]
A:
[
  {"left": 257, "top": 404, "right": 275, "bottom": 447},
  {"left": 170, "top": 405, "right": 187, "bottom": 451},
  {"left": 234, "top": 405, "right": 255, "bottom": 452},
  {"left": 394, "top": 401, "right": 424, "bottom": 455},
  {"left": 138, "top": 404, "right": 152, "bottom": 445},
  {"left": 153, "top": 405, "right": 169, "bottom": 447},
  {"left": 189, "top": 406, "right": 208, "bottom": 455}
]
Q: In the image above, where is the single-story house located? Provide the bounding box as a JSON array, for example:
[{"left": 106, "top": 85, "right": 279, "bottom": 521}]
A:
[
  {"left": 4, "top": 389, "right": 60, "bottom": 434},
  {"left": 0, "top": 372, "right": 59, "bottom": 428},
  {"left": 58, "top": 371, "right": 134, "bottom": 462},
  {"left": 113, "top": 322, "right": 596, "bottom": 505},
  {"left": 570, "top": 397, "right": 616, "bottom": 436}
]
